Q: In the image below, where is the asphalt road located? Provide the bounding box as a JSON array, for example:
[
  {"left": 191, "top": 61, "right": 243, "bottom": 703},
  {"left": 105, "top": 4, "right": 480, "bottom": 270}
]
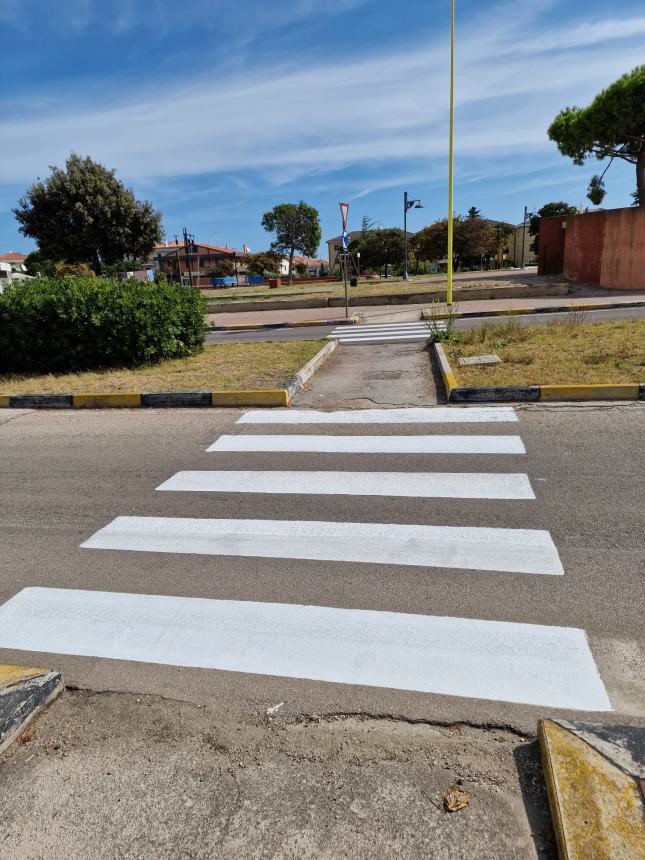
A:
[
  {"left": 1, "top": 402, "right": 643, "bottom": 734},
  {"left": 205, "top": 305, "right": 645, "bottom": 344}
]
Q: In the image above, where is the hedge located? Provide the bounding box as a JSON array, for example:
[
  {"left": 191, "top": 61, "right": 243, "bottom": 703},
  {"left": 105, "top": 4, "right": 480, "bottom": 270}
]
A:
[{"left": 0, "top": 276, "right": 206, "bottom": 374}]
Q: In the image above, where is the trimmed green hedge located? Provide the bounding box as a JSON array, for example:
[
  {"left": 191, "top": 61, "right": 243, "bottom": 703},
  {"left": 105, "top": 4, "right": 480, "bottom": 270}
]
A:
[{"left": 0, "top": 276, "right": 206, "bottom": 374}]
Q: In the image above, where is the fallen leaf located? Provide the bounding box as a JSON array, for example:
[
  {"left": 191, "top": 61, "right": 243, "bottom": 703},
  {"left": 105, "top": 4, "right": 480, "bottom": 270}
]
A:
[{"left": 443, "top": 784, "right": 472, "bottom": 812}]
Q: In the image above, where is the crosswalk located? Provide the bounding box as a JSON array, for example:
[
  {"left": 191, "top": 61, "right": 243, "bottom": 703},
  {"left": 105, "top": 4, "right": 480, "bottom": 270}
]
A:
[
  {"left": 0, "top": 405, "right": 612, "bottom": 712},
  {"left": 328, "top": 320, "right": 443, "bottom": 344}
]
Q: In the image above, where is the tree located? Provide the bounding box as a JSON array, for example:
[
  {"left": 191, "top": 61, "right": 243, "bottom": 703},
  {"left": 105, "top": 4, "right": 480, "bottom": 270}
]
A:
[
  {"left": 548, "top": 66, "right": 645, "bottom": 207},
  {"left": 242, "top": 251, "right": 282, "bottom": 277},
  {"left": 467, "top": 206, "right": 482, "bottom": 219},
  {"left": 261, "top": 201, "right": 321, "bottom": 284},
  {"left": 207, "top": 258, "right": 236, "bottom": 278},
  {"left": 457, "top": 216, "right": 494, "bottom": 268},
  {"left": 14, "top": 153, "right": 163, "bottom": 271},
  {"left": 23, "top": 250, "right": 54, "bottom": 277},
  {"left": 413, "top": 220, "right": 450, "bottom": 264},
  {"left": 361, "top": 215, "right": 376, "bottom": 233},
  {"left": 528, "top": 202, "right": 577, "bottom": 254},
  {"left": 354, "top": 228, "right": 405, "bottom": 276}
]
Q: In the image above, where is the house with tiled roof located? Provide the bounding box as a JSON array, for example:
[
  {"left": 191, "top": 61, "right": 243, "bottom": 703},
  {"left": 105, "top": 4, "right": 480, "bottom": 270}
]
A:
[
  {"left": 0, "top": 252, "right": 28, "bottom": 264},
  {"left": 150, "top": 240, "right": 241, "bottom": 287}
]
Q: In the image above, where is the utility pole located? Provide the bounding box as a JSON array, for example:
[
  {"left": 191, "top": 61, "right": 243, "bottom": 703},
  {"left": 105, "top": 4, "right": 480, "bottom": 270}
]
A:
[
  {"left": 446, "top": 0, "right": 456, "bottom": 304},
  {"left": 183, "top": 227, "right": 195, "bottom": 287},
  {"left": 520, "top": 206, "right": 528, "bottom": 269}
]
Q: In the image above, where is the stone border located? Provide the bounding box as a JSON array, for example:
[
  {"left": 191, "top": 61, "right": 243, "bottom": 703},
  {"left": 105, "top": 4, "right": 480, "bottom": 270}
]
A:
[
  {"left": 0, "top": 665, "right": 63, "bottom": 754},
  {"left": 206, "top": 315, "right": 360, "bottom": 332}
]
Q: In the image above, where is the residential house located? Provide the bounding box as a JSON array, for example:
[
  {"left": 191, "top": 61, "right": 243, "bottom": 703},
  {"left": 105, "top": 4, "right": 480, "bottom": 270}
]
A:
[
  {"left": 151, "top": 241, "right": 242, "bottom": 287},
  {"left": 508, "top": 224, "right": 537, "bottom": 267},
  {"left": 326, "top": 231, "right": 363, "bottom": 271},
  {"left": 279, "top": 255, "right": 328, "bottom": 278}
]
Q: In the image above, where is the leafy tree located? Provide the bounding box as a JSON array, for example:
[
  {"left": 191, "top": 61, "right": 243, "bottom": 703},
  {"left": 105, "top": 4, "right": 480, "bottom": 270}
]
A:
[
  {"left": 100, "top": 259, "right": 145, "bottom": 277},
  {"left": 242, "top": 251, "right": 282, "bottom": 277},
  {"left": 14, "top": 153, "right": 163, "bottom": 271},
  {"left": 413, "top": 220, "right": 451, "bottom": 264},
  {"left": 548, "top": 66, "right": 645, "bottom": 207},
  {"left": 467, "top": 206, "right": 482, "bottom": 219},
  {"left": 207, "top": 258, "right": 236, "bottom": 278},
  {"left": 489, "top": 222, "right": 514, "bottom": 263},
  {"left": 457, "top": 216, "right": 494, "bottom": 267},
  {"left": 528, "top": 202, "right": 577, "bottom": 253},
  {"left": 361, "top": 215, "right": 376, "bottom": 233},
  {"left": 53, "top": 261, "right": 96, "bottom": 279},
  {"left": 354, "top": 228, "right": 405, "bottom": 277},
  {"left": 261, "top": 201, "right": 321, "bottom": 284},
  {"left": 23, "top": 250, "right": 54, "bottom": 277}
]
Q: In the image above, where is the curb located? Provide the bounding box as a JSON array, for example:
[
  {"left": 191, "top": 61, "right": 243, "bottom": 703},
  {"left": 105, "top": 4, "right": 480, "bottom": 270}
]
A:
[
  {"left": 422, "top": 299, "right": 645, "bottom": 321},
  {"left": 206, "top": 315, "right": 360, "bottom": 332},
  {"left": 433, "top": 343, "right": 644, "bottom": 403},
  {"left": 539, "top": 719, "right": 645, "bottom": 859},
  {"left": 0, "top": 343, "right": 336, "bottom": 410},
  {"left": 0, "top": 664, "right": 63, "bottom": 755}
]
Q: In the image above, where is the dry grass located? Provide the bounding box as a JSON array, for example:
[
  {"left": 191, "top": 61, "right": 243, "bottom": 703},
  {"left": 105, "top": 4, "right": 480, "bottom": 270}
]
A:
[
  {"left": 0, "top": 341, "right": 326, "bottom": 394},
  {"left": 445, "top": 317, "right": 645, "bottom": 386}
]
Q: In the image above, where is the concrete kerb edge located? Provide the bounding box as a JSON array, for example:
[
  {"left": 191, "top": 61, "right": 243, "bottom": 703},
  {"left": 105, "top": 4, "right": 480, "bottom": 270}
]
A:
[
  {"left": 422, "top": 298, "right": 645, "bottom": 321},
  {"left": 206, "top": 315, "right": 360, "bottom": 332},
  {"left": 433, "top": 343, "right": 643, "bottom": 403},
  {"left": 0, "top": 665, "right": 63, "bottom": 755},
  {"left": 538, "top": 718, "right": 645, "bottom": 860},
  {"left": 285, "top": 340, "right": 338, "bottom": 402}
]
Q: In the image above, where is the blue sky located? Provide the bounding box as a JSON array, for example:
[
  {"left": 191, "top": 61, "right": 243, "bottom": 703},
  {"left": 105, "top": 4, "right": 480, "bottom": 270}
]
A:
[{"left": 1, "top": 0, "right": 644, "bottom": 256}]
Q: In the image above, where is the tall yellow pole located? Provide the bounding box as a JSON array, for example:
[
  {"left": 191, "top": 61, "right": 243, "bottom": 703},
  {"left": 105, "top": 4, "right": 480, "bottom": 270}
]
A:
[{"left": 446, "top": 0, "right": 455, "bottom": 305}]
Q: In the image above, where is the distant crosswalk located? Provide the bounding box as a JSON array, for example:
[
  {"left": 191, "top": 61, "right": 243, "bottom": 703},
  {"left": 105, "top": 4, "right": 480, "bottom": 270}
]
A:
[
  {"left": 328, "top": 321, "right": 442, "bottom": 344},
  {"left": 0, "top": 404, "right": 612, "bottom": 712}
]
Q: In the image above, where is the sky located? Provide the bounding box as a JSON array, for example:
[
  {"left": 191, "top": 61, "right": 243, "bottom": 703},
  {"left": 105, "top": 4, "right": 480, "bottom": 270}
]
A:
[{"left": 1, "top": 0, "right": 643, "bottom": 256}]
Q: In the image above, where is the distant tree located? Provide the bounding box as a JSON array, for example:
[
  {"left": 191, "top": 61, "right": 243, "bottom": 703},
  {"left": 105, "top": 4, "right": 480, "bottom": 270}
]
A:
[
  {"left": 354, "top": 228, "right": 405, "bottom": 277},
  {"left": 457, "top": 215, "right": 494, "bottom": 268},
  {"left": 242, "top": 251, "right": 282, "bottom": 277},
  {"left": 528, "top": 202, "right": 578, "bottom": 253},
  {"left": 261, "top": 201, "right": 321, "bottom": 284},
  {"left": 361, "top": 215, "right": 376, "bottom": 233},
  {"left": 100, "top": 259, "right": 145, "bottom": 277},
  {"left": 548, "top": 66, "right": 645, "bottom": 207},
  {"left": 294, "top": 261, "right": 308, "bottom": 277},
  {"left": 467, "top": 206, "right": 482, "bottom": 219},
  {"left": 413, "top": 220, "right": 451, "bottom": 264},
  {"left": 207, "top": 258, "right": 236, "bottom": 278},
  {"left": 489, "top": 222, "right": 514, "bottom": 262},
  {"left": 23, "top": 250, "right": 54, "bottom": 277},
  {"left": 14, "top": 154, "right": 163, "bottom": 272}
]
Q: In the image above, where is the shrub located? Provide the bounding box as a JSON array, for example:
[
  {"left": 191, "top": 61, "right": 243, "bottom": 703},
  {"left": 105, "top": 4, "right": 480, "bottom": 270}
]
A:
[
  {"left": 0, "top": 276, "right": 206, "bottom": 374},
  {"left": 53, "top": 261, "right": 96, "bottom": 279}
]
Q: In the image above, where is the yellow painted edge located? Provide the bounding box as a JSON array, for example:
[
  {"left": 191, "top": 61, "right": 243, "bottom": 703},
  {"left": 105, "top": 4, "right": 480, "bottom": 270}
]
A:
[
  {"left": 538, "top": 719, "right": 645, "bottom": 860},
  {"left": 0, "top": 395, "right": 11, "bottom": 408},
  {"left": 211, "top": 388, "right": 289, "bottom": 407},
  {"left": 0, "top": 664, "right": 50, "bottom": 691},
  {"left": 540, "top": 384, "right": 639, "bottom": 401},
  {"left": 73, "top": 393, "right": 142, "bottom": 408}
]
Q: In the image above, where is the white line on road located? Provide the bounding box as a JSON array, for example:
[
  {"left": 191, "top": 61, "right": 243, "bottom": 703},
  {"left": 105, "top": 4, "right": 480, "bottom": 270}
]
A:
[
  {"left": 207, "top": 435, "right": 526, "bottom": 455},
  {"left": 238, "top": 407, "right": 518, "bottom": 425},
  {"left": 336, "top": 322, "right": 442, "bottom": 331},
  {"left": 329, "top": 333, "right": 432, "bottom": 342},
  {"left": 156, "top": 470, "right": 535, "bottom": 499},
  {"left": 81, "top": 516, "right": 563, "bottom": 575},
  {"left": 0, "top": 587, "right": 609, "bottom": 710}
]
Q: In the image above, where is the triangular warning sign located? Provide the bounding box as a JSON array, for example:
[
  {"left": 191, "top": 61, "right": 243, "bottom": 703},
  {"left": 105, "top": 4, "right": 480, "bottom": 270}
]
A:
[{"left": 339, "top": 202, "right": 349, "bottom": 231}]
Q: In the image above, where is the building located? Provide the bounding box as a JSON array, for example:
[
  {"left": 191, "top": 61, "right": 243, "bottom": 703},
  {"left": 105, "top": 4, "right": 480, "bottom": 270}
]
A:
[
  {"left": 326, "top": 231, "right": 364, "bottom": 271},
  {"left": 151, "top": 241, "right": 241, "bottom": 287},
  {"left": 0, "top": 252, "right": 28, "bottom": 266},
  {"left": 279, "top": 255, "right": 328, "bottom": 278},
  {"left": 508, "top": 224, "right": 537, "bottom": 267}
]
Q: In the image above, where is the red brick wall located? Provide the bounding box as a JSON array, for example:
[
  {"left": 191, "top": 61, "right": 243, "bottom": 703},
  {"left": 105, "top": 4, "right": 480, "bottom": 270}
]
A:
[
  {"left": 599, "top": 207, "right": 645, "bottom": 290},
  {"left": 563, "top": 210, "right": 606, "bottom": 285},
  {"left": 538, "top": 216, "right": 567, "bottom": 275}
]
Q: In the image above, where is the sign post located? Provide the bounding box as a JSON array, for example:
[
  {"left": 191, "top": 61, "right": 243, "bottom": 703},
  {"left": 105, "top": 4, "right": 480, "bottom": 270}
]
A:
[{"left": 339, "top": 202, "right": 349, "bottom": 319}]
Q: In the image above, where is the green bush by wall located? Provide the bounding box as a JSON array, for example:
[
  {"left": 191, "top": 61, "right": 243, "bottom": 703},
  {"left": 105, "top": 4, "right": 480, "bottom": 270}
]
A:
[{"left": 0, "top": 276, "right": 206, "bottom": 374}]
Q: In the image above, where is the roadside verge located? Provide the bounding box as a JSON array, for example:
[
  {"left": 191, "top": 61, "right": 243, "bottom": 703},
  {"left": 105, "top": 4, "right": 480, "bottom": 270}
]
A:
[
  {"left": 0, "top": 342, "right": 337, "bottom": 409},
  {"left": 0, "top": 665, "right": 63, "bottom": 755},
  {"left": 434, "top": 343, "right": 644, "bottom": 403},
  {"left": 422, "top": 298, "right": 645, "bottom": 321}
]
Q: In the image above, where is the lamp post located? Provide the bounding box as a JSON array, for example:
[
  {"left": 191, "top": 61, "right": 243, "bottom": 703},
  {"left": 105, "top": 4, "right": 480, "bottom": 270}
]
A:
[
  {"left": 403, "top": 191, "right": 424, "bottom": 280},
  {"left": 446, "top": 0, "right": 455, "bottom": 304},
  {"left": 356, "top": 251, "right": 361, "bottom": 277},
  {"left": 520, "top": 206, "right": 534, "bottom": 269}
]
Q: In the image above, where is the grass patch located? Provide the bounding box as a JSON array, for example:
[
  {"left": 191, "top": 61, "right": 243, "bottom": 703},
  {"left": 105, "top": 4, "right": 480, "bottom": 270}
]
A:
[
  {"left": 0, "top": 340, "right": 326, "bottom": 394},
  {"left": 445, "top": 318, "right": 645, "bottom": 386}
]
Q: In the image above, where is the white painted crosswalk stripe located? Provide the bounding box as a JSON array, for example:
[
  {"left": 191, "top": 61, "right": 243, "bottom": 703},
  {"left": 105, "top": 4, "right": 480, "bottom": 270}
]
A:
[
  {"left": 328, "top": 320, "right": 444, "bottom": 344},
  {"left": 207, "top": 434, "right": 526, "bottom": 455},
  {"left": 80, "top": 516, "right": 563, "bottom": 575},
  {"left": 0, "top": 587, "right": 609, "bottom": 710},
  {"left": 156, "top": 470, "right": 535, "bottom": 499},
  {"left": 238, "top": 407, "right": 518, "bottom": 424},
  {"left": 330, "top": 333, "right": 432, "bottom": 343}
]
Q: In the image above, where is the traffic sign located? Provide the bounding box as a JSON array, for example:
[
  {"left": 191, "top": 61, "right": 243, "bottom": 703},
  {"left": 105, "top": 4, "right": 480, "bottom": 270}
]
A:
[{"left": 339, "top": 202, "right": 349, "bottom": 231}]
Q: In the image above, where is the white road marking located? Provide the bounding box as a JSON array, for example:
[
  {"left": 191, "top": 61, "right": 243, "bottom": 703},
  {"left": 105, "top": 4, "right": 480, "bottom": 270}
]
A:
[
  {"left": 81, "top": 516, "right": 564, "bottom": 575},
  {"left": 207, "top": 434, "right": 526, "bottom": 455},
  {"left": 238, "top": 408, "right": 518, "bottom": 425},
  {"left": 0, "top": 587, "right": 609, "bottom": 710},
  {"left": 328, "top": 333, "right": 432, "bottom": 343},
  {"left": 338, "top": 322, "right": 442, "bottom": 330},
  {"left": 156, "top": 470, "right": 535, "bottom": 499}
]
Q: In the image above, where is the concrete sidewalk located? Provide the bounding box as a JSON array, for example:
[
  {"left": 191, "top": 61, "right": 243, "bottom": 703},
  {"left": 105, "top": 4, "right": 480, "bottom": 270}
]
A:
[{"left": 206, "top": 287, "right": 645, "bottom": 328}]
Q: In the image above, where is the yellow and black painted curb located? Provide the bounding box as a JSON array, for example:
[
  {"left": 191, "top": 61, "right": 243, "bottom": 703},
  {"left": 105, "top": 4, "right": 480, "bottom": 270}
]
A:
[
  {"left": 539, "top": 719, "right": 645, "bottom": 859},
  {"left": 433, "top": 343, "right": 645, "bottom": 403},
  {"left": 423, "top": 298, "right": 645, "bottom": 321},
  {"left": 0, "top": 342, "right": 338, "bottom": 410},
  {"left": 206, "top": 314, "right": 360, "bottom": 332},
  {"left": 0, "top": 664, "right": 63, "bottom": 754}
]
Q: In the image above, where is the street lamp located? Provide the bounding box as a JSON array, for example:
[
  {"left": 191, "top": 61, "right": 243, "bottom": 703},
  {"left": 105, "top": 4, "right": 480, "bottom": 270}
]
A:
[
  {"left": 356, "top": 251, "right": 361, "bottom": 277},
  {"left": 404, "top": 191, "right": 424, "bottom": 280},
  {"left": 520, "top": 206, "right": 534, "bottom": 269}
]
